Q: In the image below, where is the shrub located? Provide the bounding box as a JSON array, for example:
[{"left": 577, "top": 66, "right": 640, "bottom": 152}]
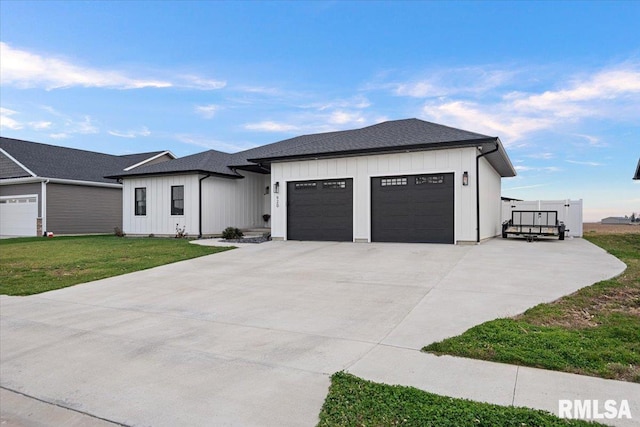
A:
[
  {"left": 114, "top": 226, "right": 126, "bottom": 237},
  {"left": 222, "top": 227, "right": 244, "bottom": 240}
]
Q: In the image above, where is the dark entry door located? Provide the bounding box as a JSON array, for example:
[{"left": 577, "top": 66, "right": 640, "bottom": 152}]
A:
[
  {"left": 287, "top": 178, "right": 353, "bottom": 241},
  {"left": 371, "top": 173, "right": 454, "bottom": 243}
]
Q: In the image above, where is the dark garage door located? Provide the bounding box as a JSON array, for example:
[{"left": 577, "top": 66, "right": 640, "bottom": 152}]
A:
[
  {"left": 371, "top": 173, "right": 454, "bottom": 243},
  {"left": 287, "top": 179, "right": 353, "bottom": 241}
]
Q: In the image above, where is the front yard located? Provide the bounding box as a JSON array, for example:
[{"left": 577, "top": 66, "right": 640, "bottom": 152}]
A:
[{"left": 0, "top": 235, "right": 232, "bottom": 295}]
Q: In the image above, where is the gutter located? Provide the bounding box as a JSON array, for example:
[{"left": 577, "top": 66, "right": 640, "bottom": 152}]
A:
[
  {"left": 476, "top": 142, "right": 499, "bottom": 243},
  {"left": 198, "top": 174, "right": 211, "bottom": 238},
  {"left": 0, "top": 176, "right": 122, "bottom": 188}
]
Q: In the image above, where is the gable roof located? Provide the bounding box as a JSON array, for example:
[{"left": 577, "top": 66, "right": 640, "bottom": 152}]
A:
[
  {"left": 0, "top": 137, "right": 172, "bottom": 183},
  {"left": 635, "top": 158, "right": 640, "bottom": 180},
  {"left": 107, "top": 118, "right": 517, "bottom": 179}
]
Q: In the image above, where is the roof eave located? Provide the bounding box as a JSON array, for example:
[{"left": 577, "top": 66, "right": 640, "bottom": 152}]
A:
[
  {"left": 105, "top": 169, "right": 243, "bottom": 180},
  {"left": 247, "top": 138, "right": 499, "bottom": 164}
]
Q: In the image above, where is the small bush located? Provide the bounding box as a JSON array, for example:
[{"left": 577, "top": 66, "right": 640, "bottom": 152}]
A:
[
  {"left": 222, "top": 227, "right": 244, "bottom": 240},
  {"left": 114, "top": 227, "right": 126, "bottom": 237}
]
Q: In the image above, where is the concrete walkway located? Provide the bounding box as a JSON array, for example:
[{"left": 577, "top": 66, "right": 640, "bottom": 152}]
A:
[{"left": 1, "top": 238, "right": 637, "bottom": 426}]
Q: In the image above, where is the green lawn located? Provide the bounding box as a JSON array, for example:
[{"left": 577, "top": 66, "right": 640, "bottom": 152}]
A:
[
  {"left": 317, "top": 372, "right": 601, "bottom": 427},
  {"left": 423, "top": 233, "right": 640, "bottom": 382},
  {"left": 0, "top": 235, "right": 233, "bottom": 295}
]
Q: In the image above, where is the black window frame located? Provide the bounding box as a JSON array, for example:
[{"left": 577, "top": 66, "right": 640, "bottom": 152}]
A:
[
  {"left": 134, "top": 187, "right": 146, "bottom": 216},
  {"left": 171, "top": 185, "right": 184, "bottom": 216}
]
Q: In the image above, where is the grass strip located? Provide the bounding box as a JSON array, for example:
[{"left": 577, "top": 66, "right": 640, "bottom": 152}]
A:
[{"left": 317, "top": 372, "right": 601, "bottom": 426}]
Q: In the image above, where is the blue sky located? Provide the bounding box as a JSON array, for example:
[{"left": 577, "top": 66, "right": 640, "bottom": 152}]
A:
[{"left": 1, "top": 1, "right": 638, "bottom": 221}]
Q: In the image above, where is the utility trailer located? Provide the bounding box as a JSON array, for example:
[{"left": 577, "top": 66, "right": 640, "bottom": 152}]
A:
[{"left": 502, "top": 210, "right": 566, "bottom": 241}]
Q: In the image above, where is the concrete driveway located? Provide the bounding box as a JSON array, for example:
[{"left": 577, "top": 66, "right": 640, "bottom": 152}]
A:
[{"left": 0, "top": 238, "right": 625, "bottom": 426}]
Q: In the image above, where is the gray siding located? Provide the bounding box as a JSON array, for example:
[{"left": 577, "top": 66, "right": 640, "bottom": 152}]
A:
[
  {"left": 0, "top": 183, "right": 42, "bottom": 216},
  {"left": 46, "top": 184, "right": 122, "bottom": 234},
  {"left": 0, "top": 151, "right": 30, "bottom": 178},
  {"left": 141, "top": 154, "right": 173, "bottom": 167}
]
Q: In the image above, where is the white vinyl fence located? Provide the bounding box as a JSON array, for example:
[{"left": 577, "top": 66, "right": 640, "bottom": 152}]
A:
[{"left": 501, "top": 199, "right": 583, "bottom": 237}]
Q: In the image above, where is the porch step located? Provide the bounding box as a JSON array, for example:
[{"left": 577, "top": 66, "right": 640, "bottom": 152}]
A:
[{"left": 242, "top": 228, "right": 271, "bottom": 237}]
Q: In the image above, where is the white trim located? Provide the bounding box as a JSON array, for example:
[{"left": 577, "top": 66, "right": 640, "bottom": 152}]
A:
[
  {"left": 123, "top": 150, "right": 176, "bottom": 171},
  {"left": 0, "top": 176, "right": 122, "bottom": 188},
  {"left": 0, "top": 194, "right": 38, "bottom": 201},
  {"left": 41, "top": 180, "right": 48, "bottom": 233},
  {"left": 0, "top": 147, "right": 37, "bottom": 177}
]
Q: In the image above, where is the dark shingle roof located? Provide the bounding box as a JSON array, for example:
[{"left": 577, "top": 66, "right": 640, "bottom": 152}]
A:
[
  {"left": 244, "top": 118, "right": 515, "bottom": 177},
  {"left": 634, "top": 159, "right": 640, "bottom": 180},
  {"left": 108, "top": 118, "right": 517, "bottom": 178},
  {"left": 246, "top": 119, "right": 493, "bottom": 162},
  {"left": 0, "top": 137, "right": 167, "bottom": 183},
  {"left": 107, "top": 149, "right": 242, "bottom": 178}
]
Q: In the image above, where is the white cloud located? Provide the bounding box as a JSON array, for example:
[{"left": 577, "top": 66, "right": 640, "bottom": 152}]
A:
[
  {"left": 108, "top": 126, "right": 151, "bottom": 138},
  {"left": 195, "top": 104, "right": 220, "bottom": 119},
  {"left": 181, "top": 75, "right": 226, "bottom": 90},
  {"left": 305, "top": 95, "right": 371, "bottom": 111},
  {"left": 68, "top": 115, "right": 98, "bottom": 134},
  {"left": 49, "top": 133, "right": 68, "bottom": 139},
  {"left": 566, "top": 159, "right": 603, "bottom": 166},
  {"left": 422, "top": 100, "right": 554, "bottom": 141},
  {"left": 244, "top": 121, "right": 300, "bottom": 132},
  {"left": 0, "top": 43, "right": 226, "bottom": 91},
  {"left": 28, "top": 121, "right": 52, "bottom": 130},
  {"left": 0, "top": 42, "right": 172, "bottom": 90},
  {"left": 526, "top": 152, "right": 555, "bottom": 159},
  {"left": 514, "top": 165, "right": 561, "bottom": 173},
  {"left": 402, "top": 64, "right": 640, "bottom": 142},
  {"left": 0, "top": 107, "right": 23, "bottom": 130},
  {"left": 328, "top": 111, "right": 366, "bottom": 125},
  {"left": 392, "top": 68, "right": 516, "bottom": 98}
]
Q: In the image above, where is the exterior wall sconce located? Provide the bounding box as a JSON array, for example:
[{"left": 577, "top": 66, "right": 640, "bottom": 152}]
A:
[
  {"left": 462, "top": 171, "right": 469, "bottom": 186},
  {"left": 264, "top": 186, "right": 270, "bottom": 195},
  {"left": 274, "top": 181, "right": 280, "bottom": 193}
]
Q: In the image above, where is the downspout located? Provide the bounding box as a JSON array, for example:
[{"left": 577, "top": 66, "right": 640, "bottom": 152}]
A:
[
  {"left": 41, "top": 179, "right": 49, "bottom": 235},
  {"left": 198, "top": 174, "right": 211, "bottom": 238},
  {"left": 476, "top": 143, "right": 499, "bottom": 243}
]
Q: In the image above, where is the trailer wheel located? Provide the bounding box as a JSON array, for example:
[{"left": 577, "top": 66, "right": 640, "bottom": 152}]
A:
[{"left": 559, "top": 231, "right": 565, "bottom": 240}]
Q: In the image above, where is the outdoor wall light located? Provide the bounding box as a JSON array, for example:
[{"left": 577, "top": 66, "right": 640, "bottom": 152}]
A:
[
  {"left": 462, "top": 171, "right": 469, "bottom": 186},
  {"left": 274, "top": 182, "right": 280, "bottom": 193},
  {"left": 264, "top": 186, "right": 270, "bottom": 195}
]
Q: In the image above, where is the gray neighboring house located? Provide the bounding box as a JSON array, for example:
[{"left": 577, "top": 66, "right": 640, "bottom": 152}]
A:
[
  {"left": 0, "top": 137, "right": 174, "bottom": 237},
  {"left": 601, "top": 217, "right": 631, "bottom": 225},
  {"left": 109, "top": 118, "right": 517, "bottom": 244}
]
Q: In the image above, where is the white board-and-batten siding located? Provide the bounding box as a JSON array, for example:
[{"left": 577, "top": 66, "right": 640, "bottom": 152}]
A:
[
  {"left": 122, "top": 171, "right": 268, "bottom": 236},
  {"left": 201, "top": 172, "right": 269, "bottom": 234},
  {"left": 270, "top": 147, "right": 503, "bottom": 243}
]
